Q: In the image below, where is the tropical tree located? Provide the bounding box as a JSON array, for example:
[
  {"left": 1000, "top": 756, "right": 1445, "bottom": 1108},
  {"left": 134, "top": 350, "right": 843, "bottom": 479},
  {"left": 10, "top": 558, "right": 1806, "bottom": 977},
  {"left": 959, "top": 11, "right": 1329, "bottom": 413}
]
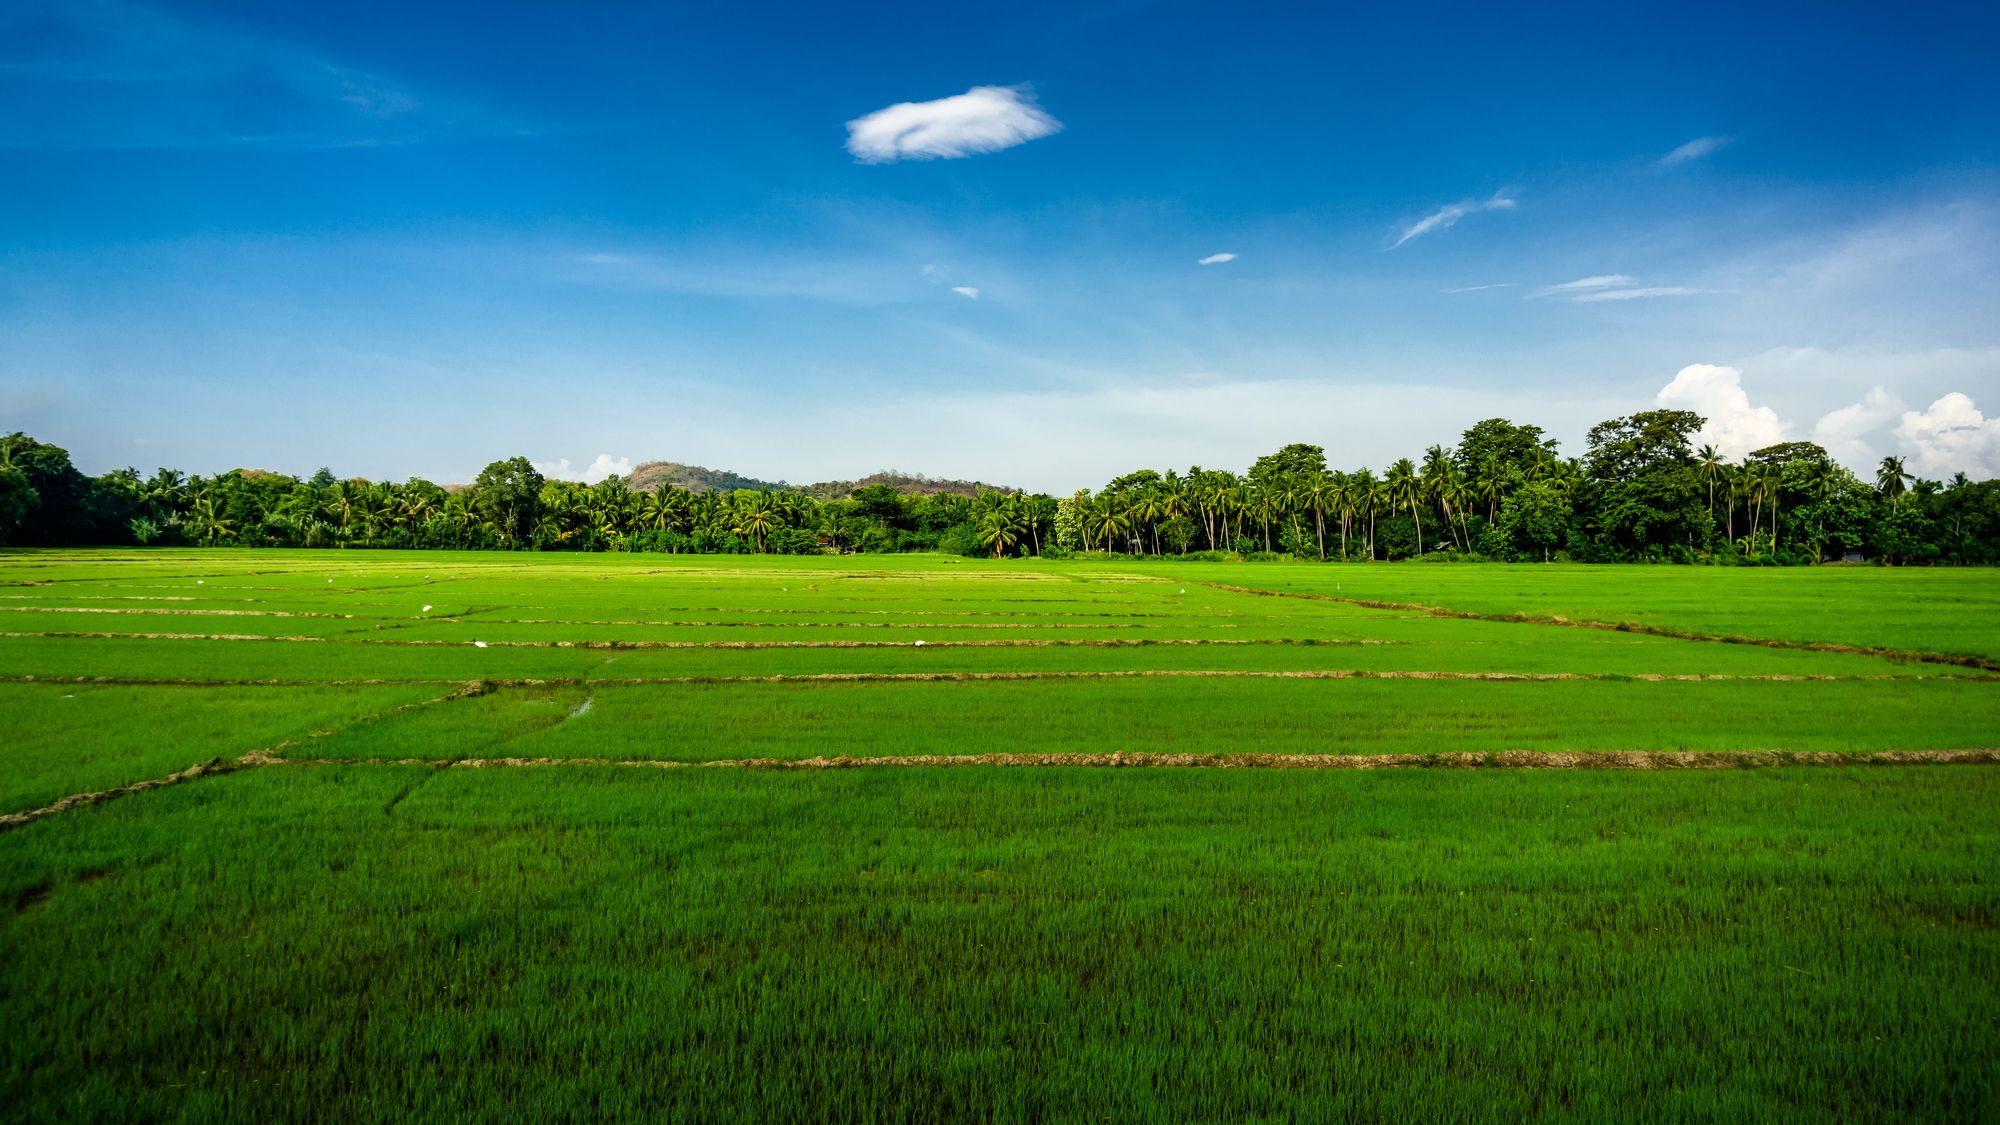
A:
[
  {"left": 1387, "top": 458, "right": 1423, "bottom": 556},
  {"left": 1696, "top": 443, "right": 1724, "bottom": 518},
  {"left": 1877, "top": 455, "right": 1913, "bottom": 503},
  {"left": 977, "top": 509, "right": 1025, "bottom": 558}
]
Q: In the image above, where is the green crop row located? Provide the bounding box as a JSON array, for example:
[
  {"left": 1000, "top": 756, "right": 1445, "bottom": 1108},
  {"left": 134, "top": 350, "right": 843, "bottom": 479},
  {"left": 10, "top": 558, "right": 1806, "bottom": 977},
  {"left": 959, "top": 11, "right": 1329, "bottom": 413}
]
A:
[{"left": 3, "top": 766, "right": 1994, "bottom": 1123}]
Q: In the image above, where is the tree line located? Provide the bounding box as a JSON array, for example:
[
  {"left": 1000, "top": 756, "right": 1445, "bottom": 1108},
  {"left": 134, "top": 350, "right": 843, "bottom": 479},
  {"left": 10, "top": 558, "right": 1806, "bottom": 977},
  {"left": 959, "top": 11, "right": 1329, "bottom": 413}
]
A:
[{"left": 3, "top": 410, "right": 1996, "bottom": 564}]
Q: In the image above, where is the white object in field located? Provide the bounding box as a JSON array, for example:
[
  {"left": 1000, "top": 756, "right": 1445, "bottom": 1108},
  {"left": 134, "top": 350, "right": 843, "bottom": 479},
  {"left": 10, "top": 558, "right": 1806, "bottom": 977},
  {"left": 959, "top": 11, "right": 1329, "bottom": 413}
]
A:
[
  {"left": 422, "top": 605, "right": 433, "bottom": 612},
  {"left": 914, "top": 640, "right": 926, "bottom": 647},
  {"left": 473, "top": 641, "right": 488, "bottom": 648},
  {"left": 196, "top": 580, "right": 203, "bottom": 584}
]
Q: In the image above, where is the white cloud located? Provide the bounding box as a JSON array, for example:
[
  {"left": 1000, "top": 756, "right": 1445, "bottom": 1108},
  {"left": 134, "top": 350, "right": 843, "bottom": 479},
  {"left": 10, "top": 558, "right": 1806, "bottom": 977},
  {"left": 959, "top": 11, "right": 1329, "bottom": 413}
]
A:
[
  {"left": 950, "top": 286, "right": 980, "bottom": 299},
  {"left": 1391, "top": 192, "right": 1516, "bottom": 248},
  {"left": 534, "top": 454, "right": 633, "bottom": 484},
  {"left": 1529, "top": 275, "right": 1632, "bottom": 298},
  {"left": 1571, "top": 286, "right": 1712, "bottom": 302},
  {"left": 1811, "top": 386, "right": 1906, "bottom": 469},
  {"left": 1658, "top": 135, "right": 1731, "bottom": 167},
  {"left": 1197, "top": 253, "right": 1238, "bottom": 266},
  {"left": 1895, "top": 393, "right": 2000, "bottom": 478},
  {"left": 920, "top": 263, "right": 947, "bottom": 283},
  {"left": 1656, "top": 364, "right": 1789, "bottom": 458},
  {"left": 845, "top": 85, "right": 1061, "bottom": 163},
  {"left": 1441, "top": 283, "right": 1516, "bottom": 293}
]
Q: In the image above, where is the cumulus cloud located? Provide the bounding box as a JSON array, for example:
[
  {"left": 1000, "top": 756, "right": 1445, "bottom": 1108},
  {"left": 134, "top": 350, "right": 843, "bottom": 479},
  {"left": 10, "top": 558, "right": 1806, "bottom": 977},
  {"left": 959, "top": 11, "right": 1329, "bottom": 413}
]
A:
[
  {"left": 1529, "top": 275, "right": 1632, "bottom": 298},
  {"left": 1658, "top": 135, "right": 1731, "bottom": 167},
  {"left": 845, "top": 85, "right": 1061, "bottom": 163},
  {"left": 534, "top": 454, "right": 633, "bottom": 484},
  {"left": 1655, "top": 364, "right": 1788, "bottom": 458},
  {"left": 1198, "top": 253, "right": 1238, "bottom": 266},
  {"left": 1392, "top": 192, "right": 1516, "bottom": 248},
  {"left": 1811, "top": 386, "right": 1906, "bottom": 469},
  {"left": 950, "top": 286, "right": 980, "bottom": 299},
  {"left": 1895, "top": 393, "right": 2000, "bottom": 478}
]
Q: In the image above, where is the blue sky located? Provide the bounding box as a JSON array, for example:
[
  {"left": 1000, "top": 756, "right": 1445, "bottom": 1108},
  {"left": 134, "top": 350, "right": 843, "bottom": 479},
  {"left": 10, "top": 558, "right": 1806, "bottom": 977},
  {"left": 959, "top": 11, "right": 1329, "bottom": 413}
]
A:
[{"left": 3, "top": 0, "right": 1997, "bottom": 489}]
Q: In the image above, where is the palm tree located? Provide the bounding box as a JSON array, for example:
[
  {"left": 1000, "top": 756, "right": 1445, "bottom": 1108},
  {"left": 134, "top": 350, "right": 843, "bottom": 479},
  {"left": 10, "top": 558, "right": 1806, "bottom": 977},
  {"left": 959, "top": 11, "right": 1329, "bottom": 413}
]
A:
[
  {"left": 1444, "top": 471, "right": 1474, "bottom": 552},
  {"left": 1745, "top": 467, "right": 1769, "bottom": 553},
  {"left": 1387, "top": 458, "right": 1422, "bottom": 556},
  {"left": 1762, "top": 463, "right": 1785, "bottom": 551},
  {"left": 1137, "top": 491, "right": 1167, "bottom": 555},
  {"left": 734, "top": 494, "right": 776, "bottom": 553},
  {"left": 1696, "top": 444, "right": 1724, "bottom": 517},
  {"left": 1091, "top": 503, "right": 1129, "bottom": 555},
  {"left": 1876, "top": 456, "right": 1913, "bottom": 503},
  {"left": 189, "top": 497, "right": 234, "bottom": 545},
  {"left": 1249, "top": 487, "right": 1279, "bottom": 553},
  {"left": 1330, "top": 472, "right": 1355, "bottom": 561},
  {"left": 978, "top": 509, "right": 1025, "bottom": 558},
  {"left": 1303, "top": 471, "right": 1332, "bottom": 560},
  {"left": 1721, "top": 465, "right": 1740, "bottom": 544},
  {"left": 1476, "top": 456, "right": 1506, "bottom": 523},
  {"left": 1348, "top": 468, "right": 1379, "bottom": 559}
]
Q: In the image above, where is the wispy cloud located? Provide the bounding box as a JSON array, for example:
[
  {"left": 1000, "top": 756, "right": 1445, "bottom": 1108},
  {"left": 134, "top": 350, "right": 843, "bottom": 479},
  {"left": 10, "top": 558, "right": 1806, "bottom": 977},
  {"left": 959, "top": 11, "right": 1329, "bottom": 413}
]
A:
[
  {"left": 1441, "top": 282, "right": 1517, "bottom": 294},
  {"left": 1572, "top": 286, "right": 1712, "bottom": 302},
  {"left": 1657, "top": 135, "right": 1731, "bottom": 167},
  {"left": 845, "top": 85, "right": 1061, "bottom": 163},
  {"left": 1529, "top": 275, "right": 1716, "bottom": 302},
  {"left": 950, "top": 286, "right": 980, "bottom": 299},
  {"left": 1391, "top": 192, "right": 1516, "bottom": 248},
  {"left": 0, "top": 0, "right": 455, "bottom": 149},
  {"left": 1528, "top": 275, "right": 1632, "bottom": 297},
  {"left": 1197, "top": 252, "right": 1238, "bottom": 266}
]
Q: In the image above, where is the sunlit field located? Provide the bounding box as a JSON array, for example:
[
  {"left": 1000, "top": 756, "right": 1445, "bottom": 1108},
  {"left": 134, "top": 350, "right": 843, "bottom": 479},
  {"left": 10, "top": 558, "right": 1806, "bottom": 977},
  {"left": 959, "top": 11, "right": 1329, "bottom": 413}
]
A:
[{"left": 4, "top": 548, "right": 1996, "bottom": 1122}]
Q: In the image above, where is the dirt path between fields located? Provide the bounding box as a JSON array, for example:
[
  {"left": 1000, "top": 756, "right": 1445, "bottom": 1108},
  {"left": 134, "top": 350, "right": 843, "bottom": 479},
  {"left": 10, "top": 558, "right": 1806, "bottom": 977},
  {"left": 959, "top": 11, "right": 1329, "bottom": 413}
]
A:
[
  {"left": 0, "top": 681, "right": 487, "bottom": 832},
  {"left": 6, "top": 669, "right": 1995, "bottom": 688},
  {"left": 0, "top": 631, "right": 1395, "bottom": 649},
  {"left": 1198, "top": 582, "right": 2000, "bottom": 672},
  {"left": 7, "top": 742, "right": 1997, "bottom": 832}
]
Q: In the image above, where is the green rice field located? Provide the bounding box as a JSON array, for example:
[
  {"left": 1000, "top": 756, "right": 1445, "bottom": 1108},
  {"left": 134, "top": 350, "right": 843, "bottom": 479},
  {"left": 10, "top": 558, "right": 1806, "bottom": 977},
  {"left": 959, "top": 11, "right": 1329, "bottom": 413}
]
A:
[{"left": 3, "top": 549, "right": 1997, "bottom": 1122}]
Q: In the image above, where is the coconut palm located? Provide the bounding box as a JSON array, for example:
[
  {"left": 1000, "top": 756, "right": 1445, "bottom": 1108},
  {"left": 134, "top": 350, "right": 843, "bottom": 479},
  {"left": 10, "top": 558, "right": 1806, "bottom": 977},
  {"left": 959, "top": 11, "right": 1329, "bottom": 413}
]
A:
[
  {"left": 978, "top": 509, "right": 1025, "bottom": 558},
  {"left": 1091, "top": 502, "right": 1129, "bottom": 555},
  {"left": 1302, "top": 471, "right": 1332, "bottom": 560},
  {"left": 1387, "top": 458, "right": 1422, "bottom": 556},
  {"left": 734, "top": 495, "right": 776, "bottom": 553},
  {"left": 1696, "top": 444, "right": 1724, "bottom": 516},
  {"left": 188, "top": 497, "right": 234, "bottom": 545},
  {"left": 1476, "top": 456, "right": 1506, "bottom": 523},
  {"left": 1876, "top": 455, "right": 1913, "bottom": 503}
]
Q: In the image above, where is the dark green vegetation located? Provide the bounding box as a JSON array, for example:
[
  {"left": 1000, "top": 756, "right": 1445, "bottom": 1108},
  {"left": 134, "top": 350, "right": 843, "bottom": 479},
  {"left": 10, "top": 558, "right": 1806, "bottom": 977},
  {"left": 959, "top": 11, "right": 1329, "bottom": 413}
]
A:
[
  {"left": 7, "top": 411, "right": 1999, "bottom": 564},
  {"left": 4, "top": 767, "right": 1996, "bottom": 1123},
  {"left": 3, "top": 550, "right": 1997, "bottom": 1121}
]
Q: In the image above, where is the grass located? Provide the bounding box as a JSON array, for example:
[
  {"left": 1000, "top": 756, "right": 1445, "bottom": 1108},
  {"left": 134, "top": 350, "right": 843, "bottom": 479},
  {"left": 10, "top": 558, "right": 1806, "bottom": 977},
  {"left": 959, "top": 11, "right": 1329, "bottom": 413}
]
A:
[
  {"left": 0, "top": 682, "right": 439, "bottom": 812},
  {"left": 1143, "top": 561, "right": 2000, "bottom": 660},
  {"left": 295, "top": 678, "right": 2000, "bottom": 763},
  {"left": 3, "top": 766, "right": 1995, "bottom": 1123},
  {"left": 2, "top": 547, "right": 1997, "bottom": 1121}
]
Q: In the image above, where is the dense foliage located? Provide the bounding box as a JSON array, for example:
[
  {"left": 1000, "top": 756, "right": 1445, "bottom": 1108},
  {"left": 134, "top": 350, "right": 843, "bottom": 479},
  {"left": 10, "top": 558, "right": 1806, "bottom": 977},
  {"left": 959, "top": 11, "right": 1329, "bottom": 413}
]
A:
[{"left": 4, "top": 413, "right": 1996, "bottom": 563}]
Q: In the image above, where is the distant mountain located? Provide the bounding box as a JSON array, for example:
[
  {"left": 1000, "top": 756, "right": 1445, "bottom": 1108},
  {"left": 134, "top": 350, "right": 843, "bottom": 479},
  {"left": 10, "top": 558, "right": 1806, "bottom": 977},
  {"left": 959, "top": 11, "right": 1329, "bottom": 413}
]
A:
[
  {"left": 624, "top": 461, "right": 789, "bottom": 494},
  {"left": 793, "top": 471, "right": 1020, "bottom": 501},
  {"left": 623, "top": 461, "right": 1018, "bottom": 499}
]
